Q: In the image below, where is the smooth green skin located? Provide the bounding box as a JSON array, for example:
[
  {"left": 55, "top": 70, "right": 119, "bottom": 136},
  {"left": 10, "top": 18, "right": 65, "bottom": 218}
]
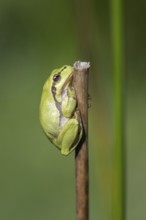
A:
[{"left": 40, "top": 65, "right": 83, "bottom": 156}]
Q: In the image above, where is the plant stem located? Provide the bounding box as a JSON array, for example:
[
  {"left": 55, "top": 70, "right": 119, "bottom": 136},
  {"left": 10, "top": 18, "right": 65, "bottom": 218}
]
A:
[
  {"left": 73, "top": 61, "right": 90, "bottom": 220},
  {"left": 110, "top": 0, "right": 125, "bottom": 220}
]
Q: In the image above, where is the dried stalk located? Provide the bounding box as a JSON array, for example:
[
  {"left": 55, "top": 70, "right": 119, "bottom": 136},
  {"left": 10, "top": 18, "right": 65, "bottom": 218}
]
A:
[{"left": 73, "top": 61, "right": 90, "bottom": 220}]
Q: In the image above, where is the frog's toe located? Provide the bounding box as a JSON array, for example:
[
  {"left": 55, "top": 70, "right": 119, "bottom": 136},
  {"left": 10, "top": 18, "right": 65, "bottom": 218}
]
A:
[{"left": 61, "top": 148, "right": 69, "bottom": 156}]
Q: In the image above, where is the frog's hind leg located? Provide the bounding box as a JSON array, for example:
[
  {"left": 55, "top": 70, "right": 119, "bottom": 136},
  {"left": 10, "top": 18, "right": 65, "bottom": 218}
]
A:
[{"left": 57, "top": 119, "right": 82, "bottom": 156}]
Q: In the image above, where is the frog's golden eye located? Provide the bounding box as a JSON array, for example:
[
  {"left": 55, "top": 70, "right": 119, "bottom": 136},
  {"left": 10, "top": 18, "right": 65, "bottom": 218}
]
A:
[{"left": 53, "top": 73, "right": 61, "bottom": 82}]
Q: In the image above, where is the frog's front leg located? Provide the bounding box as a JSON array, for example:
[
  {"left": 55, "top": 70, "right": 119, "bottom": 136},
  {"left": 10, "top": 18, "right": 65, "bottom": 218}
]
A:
[
  {"left": 62, "top": 86, "right": 77, "bottom": 118},
  {"left": 56, "top": 118, "right": 81, "bottom": 156}
]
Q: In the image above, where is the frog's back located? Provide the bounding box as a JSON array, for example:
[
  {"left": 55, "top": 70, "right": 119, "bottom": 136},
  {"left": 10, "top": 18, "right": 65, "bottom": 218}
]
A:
[{"left": 39, "top": 81, "right": 60, "bottom": 139}]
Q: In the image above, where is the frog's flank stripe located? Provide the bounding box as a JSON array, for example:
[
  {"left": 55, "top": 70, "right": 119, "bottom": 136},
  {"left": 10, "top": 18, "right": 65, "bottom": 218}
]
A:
[
  {"left": 51, "top": 66, "right": 67, "bottom": 126},
  {"left": 51, "top": 82, "right": 62, "bottom": 122}
]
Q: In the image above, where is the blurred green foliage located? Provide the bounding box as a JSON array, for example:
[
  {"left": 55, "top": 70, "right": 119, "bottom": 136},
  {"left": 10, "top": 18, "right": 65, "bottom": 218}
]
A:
[{"left": 0, "top": 0, "right": 146, "bottom": 220}]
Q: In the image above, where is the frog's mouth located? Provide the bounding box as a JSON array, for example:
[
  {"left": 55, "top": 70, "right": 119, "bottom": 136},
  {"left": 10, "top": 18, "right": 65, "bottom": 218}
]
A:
[{"left": 62, "top": 72, "right": 73, "bottom": 90}]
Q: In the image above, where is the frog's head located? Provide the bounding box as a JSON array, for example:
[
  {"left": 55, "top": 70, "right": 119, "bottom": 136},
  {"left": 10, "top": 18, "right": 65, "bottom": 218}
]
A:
[
  {"left": 51, "top": 65, "right": 73, "bottom": 88},
  {"left": 50, "top": 65, "right": 73, "bottom": 101},
  {"left": 43, "top": 65, "right": 73, "bottom": 102}
]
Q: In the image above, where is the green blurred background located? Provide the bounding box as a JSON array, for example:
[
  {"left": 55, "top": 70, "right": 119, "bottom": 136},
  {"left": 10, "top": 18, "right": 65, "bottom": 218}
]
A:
[{"left": 0, "top": 0, "right": 145, "bottom": 219}]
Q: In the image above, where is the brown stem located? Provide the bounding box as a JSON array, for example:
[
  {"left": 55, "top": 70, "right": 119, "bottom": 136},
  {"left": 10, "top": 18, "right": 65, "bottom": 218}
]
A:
[{"left": 73, "top": 61, "right": 90, "bottom": 220}]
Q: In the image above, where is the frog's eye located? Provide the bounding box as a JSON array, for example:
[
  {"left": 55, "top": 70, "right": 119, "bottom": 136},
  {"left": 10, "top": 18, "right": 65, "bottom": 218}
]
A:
[{"left": 53, "top": 73, "right": 61, "bottom": 82}]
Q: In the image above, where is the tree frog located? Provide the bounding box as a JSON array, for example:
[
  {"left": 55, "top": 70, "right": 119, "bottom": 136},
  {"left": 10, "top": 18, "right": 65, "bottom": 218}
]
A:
[{"left": 39, "top": 65, "right": 83, "bottom": 156}]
